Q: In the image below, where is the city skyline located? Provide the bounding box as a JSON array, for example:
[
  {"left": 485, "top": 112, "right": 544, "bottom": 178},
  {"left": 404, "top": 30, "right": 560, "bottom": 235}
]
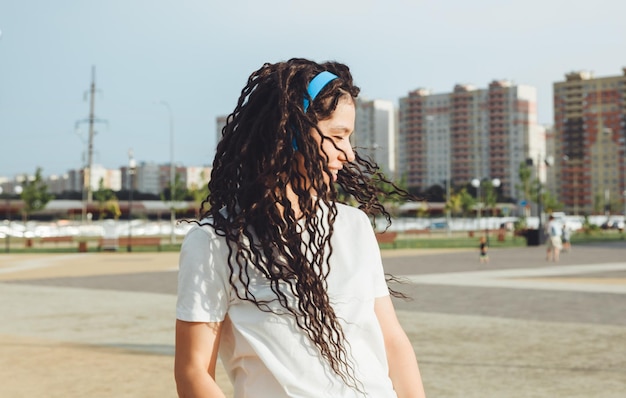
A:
[{"left": 1, "top": 0, "right": 624, "bottom": 178}]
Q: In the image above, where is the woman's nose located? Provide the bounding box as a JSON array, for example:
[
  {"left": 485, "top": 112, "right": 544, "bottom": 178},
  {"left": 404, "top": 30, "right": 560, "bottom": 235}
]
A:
[{"left": 340, "top": 143, "right": 355, "bottom": 163}]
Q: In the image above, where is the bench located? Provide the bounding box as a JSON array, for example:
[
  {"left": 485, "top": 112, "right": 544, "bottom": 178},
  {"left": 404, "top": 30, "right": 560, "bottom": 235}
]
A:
[
  {"left": 375, "top": 231, "right": 398, "bottom": 248},
  {"left": 38, "top": 236, "right": 74, "bottom": 246},
  {"left": 404, "top": 229, "right": 431, "bottom": 235},
  {"left": 98, "top": 236, "right": 162, "bottom": 251}
]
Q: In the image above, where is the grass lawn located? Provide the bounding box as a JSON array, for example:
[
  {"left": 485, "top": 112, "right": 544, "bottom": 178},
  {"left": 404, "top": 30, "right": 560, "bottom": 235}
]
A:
[{"left": 3, "top": 230, "right": 625, "bottom": 254}]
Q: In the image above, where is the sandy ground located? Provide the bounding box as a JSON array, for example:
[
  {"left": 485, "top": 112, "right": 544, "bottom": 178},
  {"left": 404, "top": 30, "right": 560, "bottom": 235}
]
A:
[
  {"left": 0, "top": 253, "right": 232, "bottom": 398},
  {"left": 1, "top": 334, "right": 183, "bottom": 398},
  {"left": 1, "top": 250, "right": 625, "bottom": 397}
]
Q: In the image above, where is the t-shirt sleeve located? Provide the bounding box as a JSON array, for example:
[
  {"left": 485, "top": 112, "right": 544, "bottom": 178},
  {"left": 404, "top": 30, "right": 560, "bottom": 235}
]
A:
[{"left": 176, "top": 225, "right": 230, "bottom": 322}]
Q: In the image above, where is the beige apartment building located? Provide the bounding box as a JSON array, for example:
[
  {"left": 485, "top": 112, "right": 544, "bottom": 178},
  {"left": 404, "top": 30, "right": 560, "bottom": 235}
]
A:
[
  {"left": 553, "top": 68, "right": 626, "bottom": 215},
  {"left": 398, "top": 80, "right": 541, "bottom": 201}
]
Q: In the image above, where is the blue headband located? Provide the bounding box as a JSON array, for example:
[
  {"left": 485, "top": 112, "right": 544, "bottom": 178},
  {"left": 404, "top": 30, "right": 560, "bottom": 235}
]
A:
[
  {"left": 293, "top": 71, "right": 339, "bottom": 151},
  {"left": 303, "top": 71, "right": 338, "bottom": 112}
]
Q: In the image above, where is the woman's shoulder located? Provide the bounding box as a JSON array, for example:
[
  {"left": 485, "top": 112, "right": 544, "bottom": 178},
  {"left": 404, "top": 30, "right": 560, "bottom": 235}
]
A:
[
  {"left": 183, "top": 217, "right": 221, "bottom": 240},
  {"left": 333, "top": 202, "right": 373, "bottom": 230},
  {"left": 334, "top": 202, "right": 368, "bottom": 220},
  {"left": 179, "top": 217, "right": 231, "bottom": 257}
]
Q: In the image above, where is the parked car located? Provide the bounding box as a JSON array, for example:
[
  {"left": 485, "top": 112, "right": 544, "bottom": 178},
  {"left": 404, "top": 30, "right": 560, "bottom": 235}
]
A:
[
  {"left": 601, "top": 220, "right": 625, "bottom": 230},
  {"left": 429, "top": 221, "right": 448, "bottom": 230}
]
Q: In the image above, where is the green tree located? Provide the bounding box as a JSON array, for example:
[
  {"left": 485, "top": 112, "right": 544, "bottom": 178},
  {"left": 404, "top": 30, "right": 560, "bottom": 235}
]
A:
[
  {"left": 609, "top": 195, "right": 622, "bottom": 214},
  {"left": 189, "top": 170, "right": 211, "bottom": 217},
  {"left": 161, "top": 173, "right": 190, "bottom": 215},
  {"left": 516, "top": 160, "right": 539, "bottom": 217},
  {"left": 94, "top": 178, "right": 121, "bottom": 219},
  {"left": 459, "top": 188, "right": 476, "bottom": 218},
  {"left": 483, "top": 180, "right": 499, "bottom": 216},
  {"left": 593, "top": 191, "right": 603, "bottom": 215},
  {"left": 446, "top": 189, "right": 463, "bottom": 217},
  {"left": 416, "top": 200, "right": 429, "bottom": 218},
  {"left": 376, "top": 174, "right": 409, "bottom": 204},
  {"left": 591, "top": 190, "right": 622, "bottom": 215},
  {"left": 541, "top": 190, "right": 563, "bottom": 214},
  {"left": 20, "top": 167, "right": 54, "bottom": 221},
  {"left": 517, "top": 160, "right": 562, "bottom": 216},
  {"left": 422, "top": 184, "right": 445, "bottom": 202}
]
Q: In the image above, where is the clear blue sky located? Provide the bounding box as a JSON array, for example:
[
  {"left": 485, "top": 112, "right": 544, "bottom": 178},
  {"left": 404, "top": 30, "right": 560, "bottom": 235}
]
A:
[{"left": 1, "top": 0, "right": 624, "bottom": 178}]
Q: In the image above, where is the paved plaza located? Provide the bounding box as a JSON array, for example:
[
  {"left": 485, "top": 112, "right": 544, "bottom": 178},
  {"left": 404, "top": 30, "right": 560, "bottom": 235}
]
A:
[{"left": 0, "top": 241, "right": 625, "bottom": 397}]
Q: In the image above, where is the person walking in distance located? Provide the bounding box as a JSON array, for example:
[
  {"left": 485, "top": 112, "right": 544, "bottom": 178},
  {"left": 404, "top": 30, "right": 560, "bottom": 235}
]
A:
[
  {"left": 478, "top": 236, "right": 489, "bottom": 263},
  {"left": 561, "top": 224, "right": 572, "bottom": 253},
  {"left": 174, "top": 58, "right": 426, "bottom": 398},
  {"left": 545, "top": 215, "right": 562, "bottom": 262}
]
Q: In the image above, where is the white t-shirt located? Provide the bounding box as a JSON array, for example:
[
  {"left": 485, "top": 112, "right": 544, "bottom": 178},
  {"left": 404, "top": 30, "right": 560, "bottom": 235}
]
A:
[{"left": 176, "top": 203, "right": 397, "bottom": 398}]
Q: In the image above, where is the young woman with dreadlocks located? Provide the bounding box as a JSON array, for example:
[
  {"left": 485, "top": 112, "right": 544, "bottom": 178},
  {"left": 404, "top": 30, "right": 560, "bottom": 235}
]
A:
[{"left": 175, "top": 58, "right": 426, "bottom": 398}]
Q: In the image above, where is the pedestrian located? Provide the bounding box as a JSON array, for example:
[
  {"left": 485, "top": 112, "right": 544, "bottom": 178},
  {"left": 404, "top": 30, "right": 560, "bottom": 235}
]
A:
[
  {"left": 561, "top": 224, "right": 572, "bottom": 253},
  {"left": 174, "top": 58, "right": 426, "bottom": 398},
  {"left": 545, "top": 215, "right": 562, "bottom": 262},
  {"left": 479, "top": 236, "right": 489, "bottom": 263}
]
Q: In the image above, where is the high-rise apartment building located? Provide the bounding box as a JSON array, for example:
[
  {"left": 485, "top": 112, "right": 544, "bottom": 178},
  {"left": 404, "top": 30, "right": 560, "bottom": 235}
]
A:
[
  {"left": 553, "top": 68, "right": 626, "bottom": 215},
  {"left": 354, "top": 98, "right": 396, "bottom": 177},
  {"left": 398, "top": 81, "right": 540, "bottom": 200}
]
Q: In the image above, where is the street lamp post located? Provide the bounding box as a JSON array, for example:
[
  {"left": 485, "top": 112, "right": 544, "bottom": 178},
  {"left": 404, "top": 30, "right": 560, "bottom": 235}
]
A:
[
  {"left": 445, "top": 175, "right": 452, "bottom": 237},
  {"left": 445, "top": 144, "right": 452, "bottom": 237},
  {"left": 1, "top": 187, "right": 7, "bottom": 253},
  {"left": 127, "top": 150, "right": 136, "bottom": 252},
  {"left": 623, "top": 190, "right": 626, "bottom": 228},
  {"left": 471, "top": 177, "right": 501, "bottom": 243},
  {"left": 536, "top": 155, "right": 554, "bottom": 245},
  {"left": 157, "top": 100, "right": 176, "bottom": 245},
  {"left": 621, "top": 137, "right": 626, "bottom": 226},
  {"left": 471, "top": 178, "right": 482, "bottom": 231},
  {"left": 562, "top": 155, "right": 578, "bottom": 215},
  {"left": 1, "top": 185, "right": 23, "bottom": 253},
  {"left": 490, "top": 178, "right": 502, "bottom": 221}
]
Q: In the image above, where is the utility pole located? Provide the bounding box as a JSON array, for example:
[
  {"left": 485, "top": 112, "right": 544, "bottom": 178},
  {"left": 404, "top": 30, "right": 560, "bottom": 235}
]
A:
[
  {"left": 537, "top": 153, "right": 543, "bottom": 244},
  {"left": 87, "top": 66, "right": 96, "bottom": 203},
  {"left": 157, "top": 101, "right": 176, "bottom": 245},
  {"left": 76, "top": 66, "right": 107, "bottom": 223},
  {"left": 446, "top": 146, "right": 452, "bottom": 237}
]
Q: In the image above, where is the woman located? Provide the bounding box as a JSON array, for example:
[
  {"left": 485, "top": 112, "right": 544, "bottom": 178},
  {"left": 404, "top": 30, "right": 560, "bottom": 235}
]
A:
[{"left": 175, "top": 58, "right": 426, "bottom": 398}]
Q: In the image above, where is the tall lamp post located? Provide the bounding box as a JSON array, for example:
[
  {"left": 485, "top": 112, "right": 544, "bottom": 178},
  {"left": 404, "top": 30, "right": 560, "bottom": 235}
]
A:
[
  {"left": 622, "top": 190, "right": 626, "bottom": 229},
  {"left": 127, "top": 150, "right": 136, "bottom": 252},
  {"left": 536, "top": 155, "right": 554, "bottom": 244},
  {"left": 445, "top": 175, "right": 452, "bottom": 237},
  {"left": 620, "top": 137, "right": 626, "bottom": 225},
  {"left": 1, "top": 185, "right": 23, "bottom": 253},
  {"left": 157, "top": 100, "right": 176, "bottom": 245},
  {"left": 445, "top": 143, "right": 452, "bottom": 237},
  {"left": 562, "top": 155, "right": 578, "bottom": 216},
  {"left": 471, "top": 178, "right": 482, "bottom": 231},
  {"left": 471, "top": 177, "right": 501, "bottom": 241}
]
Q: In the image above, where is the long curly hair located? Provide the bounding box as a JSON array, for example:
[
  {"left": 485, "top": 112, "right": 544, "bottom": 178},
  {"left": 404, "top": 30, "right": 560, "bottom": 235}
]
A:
[{"left": 197, "top": 58, "right": 406, "bottom": 390}]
